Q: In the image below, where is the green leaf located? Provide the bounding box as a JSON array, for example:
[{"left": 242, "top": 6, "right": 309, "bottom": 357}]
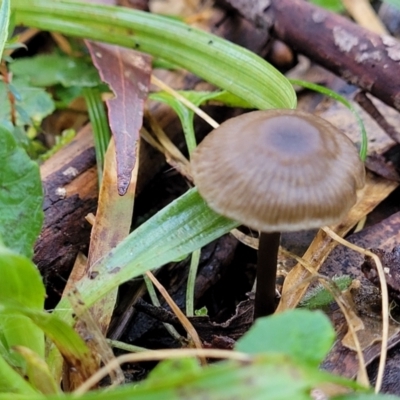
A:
[
  {"left": 0, "top": 351, "right": 37, "bottom": 395},
  {"left": 309, "top": 0, "right": 345, "bottom": 12},
  {"left": 194, "top": 306, "right": 208, "bottom": 316},
  {"left": 11, "top": 126, "right": 47, "bottom": 160},
  {"left": 0, "top": 77, "right": 55, "bottom": 127},
  {"left": 0, "top": 245, "right": 45, "bottom": 368},
  {"left": 0, "top": 354, "right": 364, "bottom": 400},
  {"left": 134, "top": 356, "right": 323, "bottom": 400},
  {"left": 144, "top": 358, "right": 201, "bottom": 386},
  {"left": 53, "top": 85, "right": 83, "bottom": 108},
  {"left": 9, "top": 54, "right": 100, "bottom": 88},
  {"left": 0, "top": 125, "right": 43, "bottom": 258},
  {"left": 235, "top": 310, "right": 335, "bottom": 367},
  {"left": 0, "top": 314, "right": 42, "bottom": 370},
  {"left": 11, "top": 0, "right": 296, "bottom": 110},
  {"left": 16, "top": 307, "right": 89, "bottom": 362},
  {"left": 299, "top": 275, "right": 353, "bottom": 309},
  {"left": 0, "top": 245, "right": 44, "bottom": 309},
  {"left": 0, "top": 300, "right": 90, "bottom": 380},
  {"left": 0, "top": 0, "right": 10, "bottom": 60}
]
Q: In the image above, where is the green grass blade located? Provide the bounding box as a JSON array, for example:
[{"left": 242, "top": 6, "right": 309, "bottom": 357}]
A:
[
  {"left": 11, "top": 0, "right": 296, "bottom": 110},
  {"left": 82, "top": 87, "right": 111, "bottom": 183},
  {"left": 54, "top": 188, "right": 238, "bottom": 324}
]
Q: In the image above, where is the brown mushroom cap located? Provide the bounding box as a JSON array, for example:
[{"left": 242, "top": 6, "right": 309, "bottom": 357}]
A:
[{"left": 191, "top": 109, "right": 365, "bottom": 232}]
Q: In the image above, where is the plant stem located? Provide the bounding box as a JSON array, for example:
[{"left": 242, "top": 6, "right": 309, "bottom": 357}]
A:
[
  {"left": 186, "top": 248, "right": 201, "bottom": 316},
  {"left": 253, "top": 231, "right": 280, "bottom": 319}
]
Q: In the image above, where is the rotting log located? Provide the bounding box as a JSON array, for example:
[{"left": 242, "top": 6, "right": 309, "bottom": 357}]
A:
[
  {"left": 34, "top": 125, "right": 98, "bottom": 289},
  {"left": 222, "top": 0, "right": 400, "bottom": 112}
]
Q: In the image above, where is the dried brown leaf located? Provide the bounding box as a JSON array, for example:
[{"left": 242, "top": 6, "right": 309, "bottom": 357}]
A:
[{"left": 86, "top": 41, "right": 151, "bottom": 195}]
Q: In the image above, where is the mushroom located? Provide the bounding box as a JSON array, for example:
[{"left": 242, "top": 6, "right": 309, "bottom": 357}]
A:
[{"left": 190, "top": 109, "right": 365, "bottom": 319}]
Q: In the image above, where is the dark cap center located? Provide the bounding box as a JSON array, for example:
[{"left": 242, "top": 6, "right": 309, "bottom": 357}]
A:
[{"left": 259, "top": 115, "right": 322, "bottom": 156}]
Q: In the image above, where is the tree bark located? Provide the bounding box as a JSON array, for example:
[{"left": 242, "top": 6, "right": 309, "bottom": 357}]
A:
[{"left": 224, "top": 0, "right": 400, "bottom": 112}]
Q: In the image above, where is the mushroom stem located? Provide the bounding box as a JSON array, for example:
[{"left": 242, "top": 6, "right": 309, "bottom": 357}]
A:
[{"left": 253, "top": 231, "right": 281, "bottom": 319}]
